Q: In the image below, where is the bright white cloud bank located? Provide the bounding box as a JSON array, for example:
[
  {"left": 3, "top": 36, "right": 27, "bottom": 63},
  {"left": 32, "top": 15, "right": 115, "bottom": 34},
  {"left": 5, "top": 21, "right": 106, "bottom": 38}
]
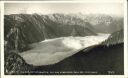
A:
[{"left": 19, "top": 34, "right": 109, "bottom": 66}]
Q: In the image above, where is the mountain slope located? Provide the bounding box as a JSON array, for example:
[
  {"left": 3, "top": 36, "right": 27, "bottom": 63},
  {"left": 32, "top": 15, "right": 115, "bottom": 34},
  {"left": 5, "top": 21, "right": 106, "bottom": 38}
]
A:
[
  {"left": 31, "top": 30, "right": 124, "bottom": 75},
  {"left": 102, "top": 29, "right": 123, "bottom": 46},
  {"left": 4, "top": 14, "right": 124, "bottom": 75},
  {"left": 5, "top": 43, "right": 123, "bottom": 75},
  {"left": 68, "top": 14, "right": 123, "bottom": 33},
  {"left": 32, "top": 43, "right": 123, "bottom": 75},
  {"left": 4, "top": 30, "right": 124, "bottom": 75},
  {"left": 4, "top": 14, "right": 97, "bottom": 52}
]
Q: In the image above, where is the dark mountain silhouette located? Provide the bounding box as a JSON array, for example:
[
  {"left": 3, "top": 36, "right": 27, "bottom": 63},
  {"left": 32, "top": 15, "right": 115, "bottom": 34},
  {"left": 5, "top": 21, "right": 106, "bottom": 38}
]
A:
[{"left": 32, "top": 43, "right": 123, "bottom": 75}]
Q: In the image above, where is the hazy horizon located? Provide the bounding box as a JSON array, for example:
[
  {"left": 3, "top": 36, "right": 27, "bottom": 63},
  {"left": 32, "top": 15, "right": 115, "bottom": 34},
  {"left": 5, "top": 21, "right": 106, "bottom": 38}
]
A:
[{"left": 4, "top": 3, "right": 123, "bottom": 16}]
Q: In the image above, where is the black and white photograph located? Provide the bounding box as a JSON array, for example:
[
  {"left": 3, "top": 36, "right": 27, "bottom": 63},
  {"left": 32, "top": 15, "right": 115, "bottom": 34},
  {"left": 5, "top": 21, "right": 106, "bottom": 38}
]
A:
[{"left": 3, "top": 1, "right": 125, "bottom": 75}]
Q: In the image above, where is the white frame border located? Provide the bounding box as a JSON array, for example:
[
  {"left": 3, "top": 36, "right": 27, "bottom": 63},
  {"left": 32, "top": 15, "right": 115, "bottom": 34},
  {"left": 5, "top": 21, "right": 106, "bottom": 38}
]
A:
[{"left": 0, "top": 0, "right": 127, "bottom": 78}]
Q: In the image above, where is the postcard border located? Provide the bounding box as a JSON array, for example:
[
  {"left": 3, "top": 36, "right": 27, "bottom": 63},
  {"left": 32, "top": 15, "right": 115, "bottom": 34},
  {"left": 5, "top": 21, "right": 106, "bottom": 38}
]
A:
[{"left": 1, "top": 0, "right": 128, "bottom": 78}]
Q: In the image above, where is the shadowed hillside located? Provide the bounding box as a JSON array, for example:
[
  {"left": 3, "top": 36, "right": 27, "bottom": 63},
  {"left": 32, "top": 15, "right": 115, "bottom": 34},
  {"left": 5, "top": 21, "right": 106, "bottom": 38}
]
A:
[
  {"left": 4, "top": 43, "right": 123, "bottom": 75},
  {"left": 32, "top": 43, "right": 123, "bottom": 75}
]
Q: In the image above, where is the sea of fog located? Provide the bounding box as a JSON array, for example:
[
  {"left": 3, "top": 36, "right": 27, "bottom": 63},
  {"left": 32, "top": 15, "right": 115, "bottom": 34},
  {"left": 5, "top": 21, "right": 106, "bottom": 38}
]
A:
[{"left": 19, "top": 34, "right": 110, "bottom": 66}]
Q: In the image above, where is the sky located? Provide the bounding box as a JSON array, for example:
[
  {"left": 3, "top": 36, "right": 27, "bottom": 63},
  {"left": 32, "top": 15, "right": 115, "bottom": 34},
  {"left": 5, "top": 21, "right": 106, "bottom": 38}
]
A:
[
  {"left": 2, "top": 0, "right": 124, "bottom": 1},
  {"left": 4, "top": 2, "right": 123, "bottom": 16}
]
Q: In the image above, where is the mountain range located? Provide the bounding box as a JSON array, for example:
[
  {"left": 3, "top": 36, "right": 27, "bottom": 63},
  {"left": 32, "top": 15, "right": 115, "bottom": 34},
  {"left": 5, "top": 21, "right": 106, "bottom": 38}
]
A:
[{"left": 4, "top": 13, "right": 124, "bottom": 75}]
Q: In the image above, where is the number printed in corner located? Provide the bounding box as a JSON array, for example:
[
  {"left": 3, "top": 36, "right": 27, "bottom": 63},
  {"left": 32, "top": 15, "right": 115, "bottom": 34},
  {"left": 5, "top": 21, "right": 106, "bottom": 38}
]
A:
[{"left": 107, "top": 71, "right": 115, "bottom": 74}]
